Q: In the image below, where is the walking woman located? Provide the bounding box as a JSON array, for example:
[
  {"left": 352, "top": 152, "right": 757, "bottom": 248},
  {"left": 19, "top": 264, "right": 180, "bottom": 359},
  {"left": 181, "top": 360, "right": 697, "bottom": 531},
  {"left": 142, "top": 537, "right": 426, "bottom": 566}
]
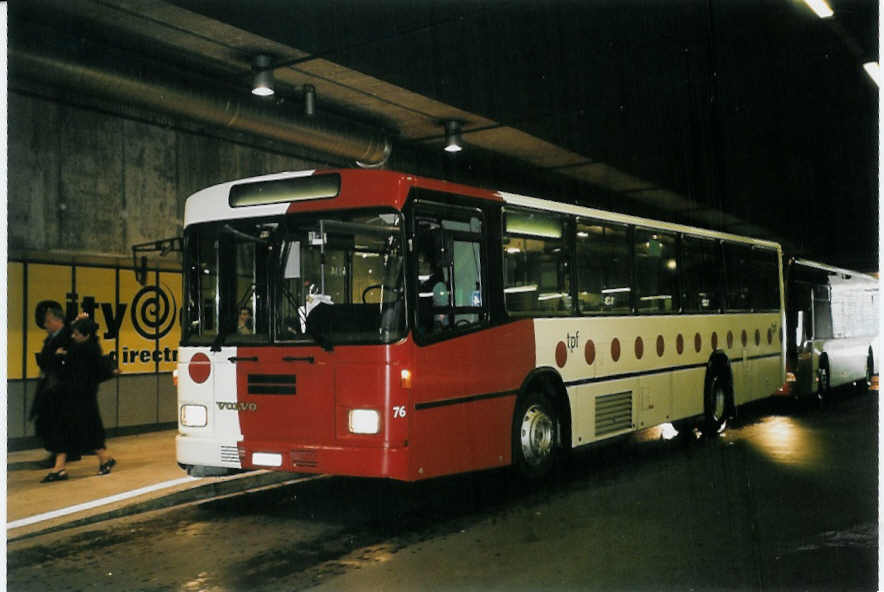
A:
[{"left": 41, "top": 317, "right": 117, "bottom": 482}]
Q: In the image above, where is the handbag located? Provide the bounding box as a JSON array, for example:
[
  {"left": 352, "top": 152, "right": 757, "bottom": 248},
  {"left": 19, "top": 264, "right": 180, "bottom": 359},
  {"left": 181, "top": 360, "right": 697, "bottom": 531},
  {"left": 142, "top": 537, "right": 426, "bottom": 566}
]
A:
[{"left": 98, "top": 353, "right": 118, "bottom": 382}]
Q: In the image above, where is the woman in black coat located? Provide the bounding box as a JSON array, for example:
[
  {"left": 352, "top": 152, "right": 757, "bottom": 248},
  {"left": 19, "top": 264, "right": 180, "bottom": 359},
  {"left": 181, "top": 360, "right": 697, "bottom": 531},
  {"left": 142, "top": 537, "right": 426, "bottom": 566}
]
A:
[{"left": 40, "top": 318, "right": 117, "bottom": 482}]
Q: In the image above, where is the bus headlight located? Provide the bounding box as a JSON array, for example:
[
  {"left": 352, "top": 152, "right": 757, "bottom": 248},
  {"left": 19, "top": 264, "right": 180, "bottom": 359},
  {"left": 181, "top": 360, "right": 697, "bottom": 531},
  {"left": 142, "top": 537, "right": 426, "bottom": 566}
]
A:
[
  {"left": 348, "top": 409, "right": 380, "bottom": 434},
  {"left": 180, "top": 404, "right": 208, "bottom": 427}
]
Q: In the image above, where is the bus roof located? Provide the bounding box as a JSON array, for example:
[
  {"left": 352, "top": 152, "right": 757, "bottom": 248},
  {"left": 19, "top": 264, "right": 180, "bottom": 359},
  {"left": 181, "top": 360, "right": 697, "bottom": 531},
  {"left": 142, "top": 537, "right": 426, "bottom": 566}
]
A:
[
  {"left": 499, "top": 191, "right": 781, "bottom": 250},
  {"left": 184, "top": 168, "right": 782, "bottom": 250},
  {"left": 790, "top": 258, "right": 878, "bottom": 283}
]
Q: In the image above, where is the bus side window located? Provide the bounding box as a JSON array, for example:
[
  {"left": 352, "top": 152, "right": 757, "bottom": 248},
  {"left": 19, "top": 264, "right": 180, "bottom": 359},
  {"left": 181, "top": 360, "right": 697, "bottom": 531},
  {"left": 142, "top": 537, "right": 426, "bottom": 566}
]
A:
[
  {"left": 723, "top": 243, "right": 753, "bottom": 311},
  {"left": 681, "top": 235, "right": 723, "bottom": 313},
  {"left": 414, "top": 206, "right": 486, "bottom": 340},
  {"left": 633, "top": 229, "right": 677, "bottom": 313},
  {"left": 575, "top": 220, "right": 631, "bottom": 314},
  {"left": 813, "top": 285, "right": 833, "bottom": 340},
  {"left": 750, "top": 247, "right": 781, "bottom": 311},
  {"left": 502, "top": 210, "right": 571, "bottom": 317}
]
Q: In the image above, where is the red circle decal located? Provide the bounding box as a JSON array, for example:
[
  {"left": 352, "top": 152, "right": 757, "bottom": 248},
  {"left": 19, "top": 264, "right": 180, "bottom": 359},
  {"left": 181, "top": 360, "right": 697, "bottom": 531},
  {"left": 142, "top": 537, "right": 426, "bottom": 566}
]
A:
[
  {"left": 585, "top": 340, "right": 596, "bottom": 366},
  {"left": 555, "top": 341, "right": 567, "bottom": 368},
  {"left": 755, "top": 329, "right": 761, "bottom": 346},
  {"left": 741, "top": 329, "right": 748, "bottom": 347},
  {"left": 656, "top": 335, "right": 665, "bottom": 357},
  {"left": 635, "top": 336, "right": 644, "bottom": 360},
  {"left": 676, "top": 334, "right": 684, "bottom": 355},
  {"left": 188, "top": 352, "right": 211, "bottom": 384},
  {"left": 711, "top": 332, "right": 718, "bottom": 350},
  {"left": 611, "top": 338, "right": 621, "bottom": 362},
  {"left": 694, "top": 333, "right": 702, "bottom": 353}
]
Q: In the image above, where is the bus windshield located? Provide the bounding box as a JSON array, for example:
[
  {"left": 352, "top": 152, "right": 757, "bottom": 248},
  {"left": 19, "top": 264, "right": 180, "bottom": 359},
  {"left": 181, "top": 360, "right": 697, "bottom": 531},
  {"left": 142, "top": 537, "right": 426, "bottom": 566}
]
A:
[{"left": 183, "top": 209, "right": 405, "bottom": 348}]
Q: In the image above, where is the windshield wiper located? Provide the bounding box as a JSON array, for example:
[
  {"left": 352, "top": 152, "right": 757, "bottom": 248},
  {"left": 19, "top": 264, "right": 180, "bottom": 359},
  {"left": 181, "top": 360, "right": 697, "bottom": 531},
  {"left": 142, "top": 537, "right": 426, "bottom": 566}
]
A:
[{"left": 222, "top": 224, "right": 269, "bottom": 244}]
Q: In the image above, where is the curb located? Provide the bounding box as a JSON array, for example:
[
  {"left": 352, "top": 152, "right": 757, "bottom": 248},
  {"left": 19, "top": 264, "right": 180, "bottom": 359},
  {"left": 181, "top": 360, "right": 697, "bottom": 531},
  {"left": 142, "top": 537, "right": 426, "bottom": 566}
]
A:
[{"left": 8, "top": 470, "right": 310, "bottom": 542}]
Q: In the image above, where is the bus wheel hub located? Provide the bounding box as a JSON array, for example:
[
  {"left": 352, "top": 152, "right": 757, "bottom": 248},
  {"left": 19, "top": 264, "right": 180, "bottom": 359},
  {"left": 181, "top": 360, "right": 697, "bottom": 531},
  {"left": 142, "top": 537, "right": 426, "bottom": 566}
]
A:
[{"left": 520, "top": 404, "right": 554, "bottom": 466}]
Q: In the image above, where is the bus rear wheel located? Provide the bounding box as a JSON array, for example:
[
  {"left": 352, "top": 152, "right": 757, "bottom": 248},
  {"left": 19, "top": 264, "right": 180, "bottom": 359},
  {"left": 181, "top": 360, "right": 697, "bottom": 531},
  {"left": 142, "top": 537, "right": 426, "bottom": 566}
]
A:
[
  {"left": 701, "top": 373, "right": 729, "bottom": 437},
  {"left": 816, "top": 360, "right": 831, "bottom": 405},
  {"left": 854, "top": 350, "right": 874, "bottom": 394},
  {"left": 512, "top": 391, "right": 559, "bottom": 479}
]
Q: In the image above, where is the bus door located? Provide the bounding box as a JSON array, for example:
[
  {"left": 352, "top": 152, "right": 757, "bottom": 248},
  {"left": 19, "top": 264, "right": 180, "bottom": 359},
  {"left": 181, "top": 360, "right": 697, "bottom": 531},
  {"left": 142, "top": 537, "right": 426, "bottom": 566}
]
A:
[{"left": 788, "top": 281, "right": 815, "bottom": 394}]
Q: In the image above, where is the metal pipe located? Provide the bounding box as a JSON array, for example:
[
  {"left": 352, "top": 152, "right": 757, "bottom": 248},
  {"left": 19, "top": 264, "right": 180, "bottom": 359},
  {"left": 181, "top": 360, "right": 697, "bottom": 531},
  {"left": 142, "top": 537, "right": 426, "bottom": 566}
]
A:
[{"left": 10, "top": 46, "right": 392, "bottom": 167}]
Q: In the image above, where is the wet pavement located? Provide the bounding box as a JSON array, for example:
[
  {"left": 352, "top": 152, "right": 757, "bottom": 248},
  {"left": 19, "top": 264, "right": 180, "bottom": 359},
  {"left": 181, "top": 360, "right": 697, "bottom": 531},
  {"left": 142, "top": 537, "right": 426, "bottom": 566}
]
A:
[
  {"left": 7, "top": 388, "right": 878, "bottom": 591},
  {"left": 6, "top": 430, "right": 300, "bottom": 541}
]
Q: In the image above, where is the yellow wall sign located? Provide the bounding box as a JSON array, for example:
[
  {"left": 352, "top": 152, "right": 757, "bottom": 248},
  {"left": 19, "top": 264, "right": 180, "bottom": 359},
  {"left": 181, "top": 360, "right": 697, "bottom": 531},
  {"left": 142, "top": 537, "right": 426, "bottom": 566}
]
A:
[{"left": 10, "top": 262, "right": 182, "bottom": 379}]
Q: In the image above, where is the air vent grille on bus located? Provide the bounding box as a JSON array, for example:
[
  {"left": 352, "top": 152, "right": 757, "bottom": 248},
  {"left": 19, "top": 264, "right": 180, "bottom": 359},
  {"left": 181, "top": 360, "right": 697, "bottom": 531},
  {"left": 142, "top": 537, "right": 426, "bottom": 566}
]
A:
[
  {"left": 248, "top": 374, "right": 296, "bottom": 395},
  {"left": 220, "top": 446, "right": 240, "bottom": 464},
  {"left": 291, "top": 449, "right": 319, "bottom": 468},
  {"left": 595, "top": 391, "right": 633, "bottom": 436}
]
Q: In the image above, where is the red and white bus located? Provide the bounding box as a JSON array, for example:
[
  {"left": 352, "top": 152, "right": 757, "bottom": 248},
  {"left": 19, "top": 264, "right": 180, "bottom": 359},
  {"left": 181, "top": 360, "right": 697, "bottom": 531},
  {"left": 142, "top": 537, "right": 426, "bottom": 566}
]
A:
[{"left": 176, "top": 169, "right": 785, "bottom": 481}]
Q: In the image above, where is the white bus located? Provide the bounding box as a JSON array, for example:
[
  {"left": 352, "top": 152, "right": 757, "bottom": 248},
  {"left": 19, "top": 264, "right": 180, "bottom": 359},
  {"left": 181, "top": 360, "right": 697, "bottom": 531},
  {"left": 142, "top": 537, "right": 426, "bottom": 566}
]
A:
[{"left": 782, "top": 258, "right": 878, "bottom": 401}]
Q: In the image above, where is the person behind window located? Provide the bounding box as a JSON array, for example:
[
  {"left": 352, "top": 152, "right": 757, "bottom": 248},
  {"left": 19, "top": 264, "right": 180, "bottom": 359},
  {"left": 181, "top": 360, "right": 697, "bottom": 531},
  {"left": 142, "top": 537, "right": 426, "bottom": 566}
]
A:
[
  {"left": 419, "top": 263, "right": 450, "bottom": 331},
  {"left": 237, "top": 306, "right": 253, "bottom": 335}
]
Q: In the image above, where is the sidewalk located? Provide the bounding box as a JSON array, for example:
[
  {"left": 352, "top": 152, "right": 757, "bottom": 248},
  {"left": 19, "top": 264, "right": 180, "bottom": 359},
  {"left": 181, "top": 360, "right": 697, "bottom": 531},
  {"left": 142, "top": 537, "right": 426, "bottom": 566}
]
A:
[{"left": 6, "top": 430, "right": 304, "bottom": 541}]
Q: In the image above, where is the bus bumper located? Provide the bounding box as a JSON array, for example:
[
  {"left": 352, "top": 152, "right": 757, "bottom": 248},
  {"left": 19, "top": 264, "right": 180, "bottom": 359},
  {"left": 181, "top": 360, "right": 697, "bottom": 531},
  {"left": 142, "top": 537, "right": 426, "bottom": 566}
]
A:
[
  {"left": 176, "top": 433, "right": 243, "bottom": 472},
  {"left": 238, "top": 441, "right": 411, "bottom": 481}
]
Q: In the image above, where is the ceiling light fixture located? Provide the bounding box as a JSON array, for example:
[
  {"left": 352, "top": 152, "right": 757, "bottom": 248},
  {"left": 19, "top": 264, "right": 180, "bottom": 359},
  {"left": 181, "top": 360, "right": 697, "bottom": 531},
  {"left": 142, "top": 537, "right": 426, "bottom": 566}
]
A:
[
  {"left": 251, "top": 54, "right": 275, "bottom": 97},
  {"left": 443, "top": 120, "right": 463, "bottom": 153},
  {"left": 802, "top": 0, "right": 833, "bottom": 19},
  {"left": 863, "top": 62, "right": 880, "bottom": 87}
]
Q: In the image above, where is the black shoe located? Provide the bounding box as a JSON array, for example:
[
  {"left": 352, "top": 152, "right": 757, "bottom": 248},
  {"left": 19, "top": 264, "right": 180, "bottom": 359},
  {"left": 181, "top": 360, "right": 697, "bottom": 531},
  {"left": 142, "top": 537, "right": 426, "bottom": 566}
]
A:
[
  {"left": 41, "top": 469, "right": 68, "bottom": 483},
  {"left": 98, "top": 458, "right": 116, "bottom": 475}
]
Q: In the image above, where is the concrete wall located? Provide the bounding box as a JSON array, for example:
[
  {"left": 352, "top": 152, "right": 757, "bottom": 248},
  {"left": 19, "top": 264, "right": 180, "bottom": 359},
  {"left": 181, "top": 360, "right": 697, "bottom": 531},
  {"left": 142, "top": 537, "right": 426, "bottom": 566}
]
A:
[{"left": 8, "top": 91, "right": 327, "bottom": 258}]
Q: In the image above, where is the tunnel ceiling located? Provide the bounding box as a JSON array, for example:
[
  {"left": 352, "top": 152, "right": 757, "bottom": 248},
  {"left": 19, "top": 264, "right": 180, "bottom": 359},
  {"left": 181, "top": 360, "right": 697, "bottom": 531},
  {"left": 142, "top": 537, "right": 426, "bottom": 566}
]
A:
[{"left": 8, "top": 0, "right": 879, "bottom": 271}]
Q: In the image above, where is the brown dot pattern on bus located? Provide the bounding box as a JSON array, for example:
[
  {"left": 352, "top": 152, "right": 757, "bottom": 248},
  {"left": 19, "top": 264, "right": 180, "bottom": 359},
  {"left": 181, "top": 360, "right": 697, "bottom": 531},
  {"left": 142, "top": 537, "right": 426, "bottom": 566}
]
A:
[
  {"left": 555, "top": 341, "right": 567, "bottom": 368},
  {"left": 555, "top": 325, "right": 773, "bottom": 369},
  {"left": 585, "top": 340, "right": 595, "bottom": 366}
]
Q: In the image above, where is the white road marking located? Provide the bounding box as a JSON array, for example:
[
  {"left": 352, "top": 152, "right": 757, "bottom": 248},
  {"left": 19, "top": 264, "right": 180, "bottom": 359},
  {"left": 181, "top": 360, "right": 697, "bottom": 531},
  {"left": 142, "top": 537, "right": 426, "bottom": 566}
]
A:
[{"left": 7, "top": 477, "right": 199, "bottom": 530}]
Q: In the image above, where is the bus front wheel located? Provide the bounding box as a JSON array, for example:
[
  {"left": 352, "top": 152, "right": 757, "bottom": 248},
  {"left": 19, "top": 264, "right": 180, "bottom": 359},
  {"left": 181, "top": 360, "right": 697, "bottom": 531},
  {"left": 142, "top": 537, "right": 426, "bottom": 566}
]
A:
[{"left": 512, "top": 391, "right": 559, "bottom": 479}]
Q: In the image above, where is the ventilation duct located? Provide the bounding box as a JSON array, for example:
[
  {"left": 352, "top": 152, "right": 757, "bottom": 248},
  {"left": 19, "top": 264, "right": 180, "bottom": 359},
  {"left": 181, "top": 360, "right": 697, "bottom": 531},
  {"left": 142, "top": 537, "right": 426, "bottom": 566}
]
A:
[{"left": 10, "top": 45, "right": 392, "bottom": 168}]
